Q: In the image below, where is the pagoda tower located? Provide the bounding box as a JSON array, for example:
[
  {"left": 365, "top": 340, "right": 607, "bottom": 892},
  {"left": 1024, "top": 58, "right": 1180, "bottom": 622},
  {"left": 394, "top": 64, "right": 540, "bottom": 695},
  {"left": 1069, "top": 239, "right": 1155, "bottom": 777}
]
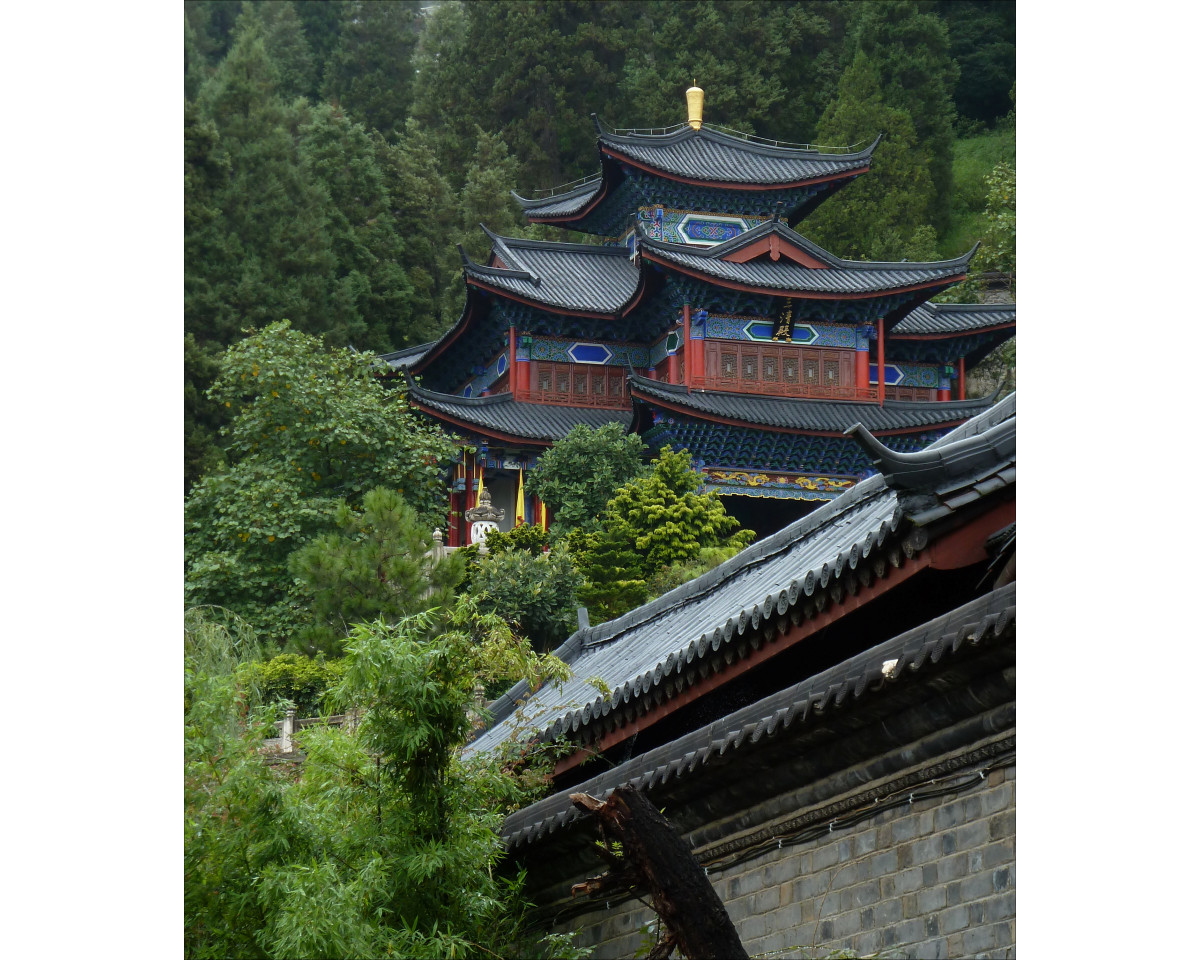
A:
[{"left": 391, "top": 87, "right": 1015, "bottom": 545}]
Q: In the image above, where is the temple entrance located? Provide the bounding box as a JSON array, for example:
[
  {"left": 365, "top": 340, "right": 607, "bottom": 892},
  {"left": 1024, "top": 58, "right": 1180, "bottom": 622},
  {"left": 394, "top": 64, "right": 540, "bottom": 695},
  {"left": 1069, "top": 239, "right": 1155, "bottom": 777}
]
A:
[
  {"left": 719, "top": 494, "right": 821, "bottom": 541},
  {"left": 485, "top": 473, "right": 517, "bottom": 533}
]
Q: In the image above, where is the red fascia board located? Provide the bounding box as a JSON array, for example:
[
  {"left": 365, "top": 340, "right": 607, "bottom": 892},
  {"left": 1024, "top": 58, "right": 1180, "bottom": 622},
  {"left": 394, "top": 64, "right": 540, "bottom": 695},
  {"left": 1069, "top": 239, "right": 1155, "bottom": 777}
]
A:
[
  {"left": 410, "top": 402, "right": 555, "bottom": 448},
  {"left": 552, "top": 497, "right": 1014, "bottom": 776},
  {"left": 601, "top": 146, "right": 870, "bottom": 191},
  {"left": 641, "top": 252, "right": 966, "bottom": 300},
  {"left": 629, "top": 388, "right": 970, "bottom": 438}
]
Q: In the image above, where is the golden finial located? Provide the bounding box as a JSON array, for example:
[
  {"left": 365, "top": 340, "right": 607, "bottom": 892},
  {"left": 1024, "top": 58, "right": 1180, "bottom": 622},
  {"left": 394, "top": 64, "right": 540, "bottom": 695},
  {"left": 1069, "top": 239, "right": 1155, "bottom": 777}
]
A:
[{"left": 686, "top": 82, "right": 704, "bottom": 131}]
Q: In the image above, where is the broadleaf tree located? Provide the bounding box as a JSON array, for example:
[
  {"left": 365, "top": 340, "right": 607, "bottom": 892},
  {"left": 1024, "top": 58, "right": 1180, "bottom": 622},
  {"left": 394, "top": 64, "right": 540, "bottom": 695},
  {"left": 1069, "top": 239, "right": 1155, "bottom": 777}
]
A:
[{"left": 184, "top": 321, "right": 457, "bottom": 648}]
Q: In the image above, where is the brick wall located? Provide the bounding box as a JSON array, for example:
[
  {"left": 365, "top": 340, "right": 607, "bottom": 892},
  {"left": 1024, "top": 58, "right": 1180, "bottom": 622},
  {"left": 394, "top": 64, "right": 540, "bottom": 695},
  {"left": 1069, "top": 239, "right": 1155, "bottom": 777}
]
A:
[{"left": 554, "top": 765, "right": 1014, "bottom": 960}]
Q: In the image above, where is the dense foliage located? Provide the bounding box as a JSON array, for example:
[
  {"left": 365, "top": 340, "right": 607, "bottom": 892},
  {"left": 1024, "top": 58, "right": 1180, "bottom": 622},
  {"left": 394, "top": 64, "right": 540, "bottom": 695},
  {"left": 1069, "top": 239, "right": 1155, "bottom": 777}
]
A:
[
  {"left": 184, "top": 604, "right": 578, "bottom": 960},
  {"left": 569, "top": 447, "right": 755, "bottom": 622},
  {"left": 526, "top": 423, "right": 649, "bottom": 535},
  {"left": 184, "top": 322, "right": 457, "bottom": 648},
  {"left": 289, "top": 487, "right": 466, "bottom": 656}
]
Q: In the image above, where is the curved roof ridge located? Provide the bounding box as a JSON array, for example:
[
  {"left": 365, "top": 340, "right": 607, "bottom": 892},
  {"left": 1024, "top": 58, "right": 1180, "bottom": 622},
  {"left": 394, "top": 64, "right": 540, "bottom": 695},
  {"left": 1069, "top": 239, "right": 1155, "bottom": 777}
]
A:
[
  {"left": 595, "top": 116, "right": 883, "bottom": 164},
  {"left": 846, "top": 416, "right": 1015, "bottom": 492},
  {"left": 479, "top": 223, "right": 540, "bottom": 284},
  {"left": 511, "top": 177, "right": 603, "bottom": 208},
  {"left": 637, "top": 219, "right": 978, "bottom": 272}
]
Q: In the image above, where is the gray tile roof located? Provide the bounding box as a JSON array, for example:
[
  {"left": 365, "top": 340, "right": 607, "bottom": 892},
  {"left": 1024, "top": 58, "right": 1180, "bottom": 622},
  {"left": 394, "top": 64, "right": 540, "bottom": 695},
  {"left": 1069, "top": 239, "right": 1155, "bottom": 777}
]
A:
[
  {"left": 638, "top": 220, "right": 975, "bottom": 295},
  {"left": 894, "top": 302, "right": 1016, "bottom": 336},
  {"left": 378, "top": 342, "right": 435, "bottom": 369},
  {"left": 499, "top": 580, "right": 1015, "bottom": 848},
  {"left": 598, "top": 124, "right": 880, "bottom": 186},
  {"left": 409, "top": 384, "right": 632, "bottom": 443},
  {"left": 629, "top": 374, "right": 996, "bottom": 434},
  {"left": 463, "top": 228, "right": 641, "bottom": 315},
  {"left": 512, "top": 179, "right": 605, "bottom": 218},
  {"left": 464, "top": 394, "right": 1015, "bottom": 761}
]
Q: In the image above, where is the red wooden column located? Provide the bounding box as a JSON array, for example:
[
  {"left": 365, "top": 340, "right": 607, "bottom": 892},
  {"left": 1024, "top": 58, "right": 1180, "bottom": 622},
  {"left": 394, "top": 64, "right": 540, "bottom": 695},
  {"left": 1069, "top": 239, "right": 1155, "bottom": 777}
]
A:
[
  {"left": 508, "top": 326, "right": 517, "bottom": 395},
  {"left": 957, "top": 356, "right": 966, "bottom": 401},
  {"left": 855, "top": 326, "right": 870, "bottom": 397},
  {"left": 681, "top": 304, "right": 692, "bottom": 387},
  {"left": 876, "top": 316, "right": 886, "bottom": 407}
]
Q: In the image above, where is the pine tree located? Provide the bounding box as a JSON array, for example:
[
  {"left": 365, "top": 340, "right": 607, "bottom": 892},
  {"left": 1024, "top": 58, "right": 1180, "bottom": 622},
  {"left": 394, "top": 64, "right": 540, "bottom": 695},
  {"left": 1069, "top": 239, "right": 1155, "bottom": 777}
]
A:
[
  {"left": 289, "top": 488, "right": 465, "bottom": 656},
  {"left": 458, "top": 128, "right": 526, "bottom": 261},
  {"left": 845, "top": 0, "right": 959, "bottom": 232},
  {"left": 255, "top": 0, "right": 317, "bottom": 102},
  {"left": 191, "top": 13, "right": 337, "bottom": 343},
  {"left": 321, "top": 0, "right": 422, "bottom": 141},
  {"left": 375, "top": 120, "right": 463, "bottom": 339},
  {"left": 802, "top": 50, "right": 939, "bottom": 262}
]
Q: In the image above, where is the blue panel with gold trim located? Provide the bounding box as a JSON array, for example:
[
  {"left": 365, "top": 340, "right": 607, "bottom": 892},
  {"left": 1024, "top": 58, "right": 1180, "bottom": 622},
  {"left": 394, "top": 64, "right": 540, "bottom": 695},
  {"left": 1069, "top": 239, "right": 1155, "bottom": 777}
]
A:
[
  {"left": 528, "top": 336, "right": 649, "bottom": 368},
  {"left": 867, "top": 362, "right": 941, "bottom": 387}
]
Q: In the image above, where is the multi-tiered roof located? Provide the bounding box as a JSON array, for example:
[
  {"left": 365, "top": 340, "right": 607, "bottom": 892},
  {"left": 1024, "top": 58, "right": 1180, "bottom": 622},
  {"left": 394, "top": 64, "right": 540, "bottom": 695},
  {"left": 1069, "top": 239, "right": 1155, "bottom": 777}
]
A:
[{"left": 401, "top": 89, "right": 1015, "bottom": 526}]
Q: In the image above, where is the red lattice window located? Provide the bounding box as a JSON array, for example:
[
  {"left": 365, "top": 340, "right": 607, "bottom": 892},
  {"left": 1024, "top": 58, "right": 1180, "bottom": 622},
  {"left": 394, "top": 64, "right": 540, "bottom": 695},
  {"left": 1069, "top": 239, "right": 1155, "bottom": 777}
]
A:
[
  {"left": 803, "top": 358, "right": 818, "bottom": 385},
  {"left": 783, "top": 356, "right": 799, "bottom": 383},
  {"left": 721, "top": 353, "right": 737, "bottom": 378},
  {"left": 556, "top": 371, "right": 570, "bottom": 394},
  {"left": 742, "top": 356, "right": 758, "bottom": 380},
  {"left": 592, "top": 374, "right": 606, "bottom": 395},
  {"left": 538, "top": 368, "right": 553, "bottom": 392},
  {"left": 824, "top": 360, "right": 840, "bottom": 386},
  {"left": 763, "top": 356, "right": 778, "bottom": 381}
]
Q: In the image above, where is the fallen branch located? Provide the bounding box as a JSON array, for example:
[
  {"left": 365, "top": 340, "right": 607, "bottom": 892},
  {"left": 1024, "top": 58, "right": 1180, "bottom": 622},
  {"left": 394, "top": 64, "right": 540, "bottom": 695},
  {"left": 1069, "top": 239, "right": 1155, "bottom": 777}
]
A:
[{"left": 569, "top": 787, "right": 749, "bottom": 960}]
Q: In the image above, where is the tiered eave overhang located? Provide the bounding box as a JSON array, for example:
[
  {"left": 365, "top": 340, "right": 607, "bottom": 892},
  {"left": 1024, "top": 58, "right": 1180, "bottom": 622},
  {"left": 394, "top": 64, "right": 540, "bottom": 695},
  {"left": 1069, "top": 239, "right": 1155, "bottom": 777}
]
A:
[
  {"left": 463, "top": 228, "right": 644, "bottom": 317},
  {"left": 408, "top": 383, "right": 632, "bottom": 446},
  {"left": 637, "top": 220, "right": 976, "bottom": 299},
  {"left": 596, "top": 121, "right": 880, "bottom": 188},
  {"left": 629, "top": 374, "right": 995, "bottom": 436}
]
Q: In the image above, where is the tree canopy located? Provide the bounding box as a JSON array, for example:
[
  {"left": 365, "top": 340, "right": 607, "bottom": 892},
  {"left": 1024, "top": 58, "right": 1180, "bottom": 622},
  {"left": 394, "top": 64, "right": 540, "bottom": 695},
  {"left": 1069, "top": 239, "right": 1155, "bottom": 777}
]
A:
[{"left": 184, "top": 321, "right": 457, "bottom": 647}]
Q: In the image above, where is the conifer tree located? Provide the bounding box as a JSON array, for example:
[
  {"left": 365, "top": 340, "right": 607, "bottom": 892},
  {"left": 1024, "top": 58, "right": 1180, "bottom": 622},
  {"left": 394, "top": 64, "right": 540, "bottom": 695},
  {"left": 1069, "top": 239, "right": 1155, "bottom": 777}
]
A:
[
  {"left": 845, "top": 0, "right": 959, "bottom": 232},
  {"left": 192, "top": 13, "right": 337, "bottom": 343},
  {"left": 255, "top": 0, "right": 317, "bottom": 101},
  {"left": 299, "top": 103, "right": 415, "bottom": 351},
  {"left": 458, "top": 128, "right": 526, "bottom": 261},
  {"left": 375, "top": 120, "right": 464, "bottom": 336},
  {"left": 289, "top": 488, "right": 465, "bottom": 656},
  {"left": 321, "top": 0, "right": 421, "bottom": 141},
  {"left": 802, "top": 51, "right": 939, "bottom": 262}
]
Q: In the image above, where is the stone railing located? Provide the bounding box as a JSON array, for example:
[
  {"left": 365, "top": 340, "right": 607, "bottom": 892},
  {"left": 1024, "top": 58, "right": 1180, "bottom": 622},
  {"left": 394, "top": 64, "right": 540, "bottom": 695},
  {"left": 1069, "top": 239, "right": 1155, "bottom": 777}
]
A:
[{"left": 262, "top": 706, "right": 361, "bottom": 756}]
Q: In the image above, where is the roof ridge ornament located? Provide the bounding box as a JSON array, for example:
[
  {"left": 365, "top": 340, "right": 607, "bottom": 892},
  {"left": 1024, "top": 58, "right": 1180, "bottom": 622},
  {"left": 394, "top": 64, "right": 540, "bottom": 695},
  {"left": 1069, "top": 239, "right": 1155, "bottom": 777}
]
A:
[{"left": 686, "top": 83, "right": 704, "bottom": 130}]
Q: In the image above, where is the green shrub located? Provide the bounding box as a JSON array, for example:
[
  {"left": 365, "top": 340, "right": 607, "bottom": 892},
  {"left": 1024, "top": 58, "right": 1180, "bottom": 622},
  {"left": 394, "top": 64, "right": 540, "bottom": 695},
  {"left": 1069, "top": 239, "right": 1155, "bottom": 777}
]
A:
[{"left": 239, "top": 654, "right": 347, "bottom": 717}]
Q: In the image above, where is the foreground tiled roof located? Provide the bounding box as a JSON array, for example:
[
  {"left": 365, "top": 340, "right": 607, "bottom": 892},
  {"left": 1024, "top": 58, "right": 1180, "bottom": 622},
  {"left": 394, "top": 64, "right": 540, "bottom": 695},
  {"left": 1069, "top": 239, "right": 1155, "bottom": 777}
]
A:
[
  {"left": 409, "top": 384, "right": 632, "bottom": 443},
  {"left": 462, "top": 229, "right": 642, "bottom": 316},
  {"left": 499, "top": 580, "right": 1015, "bottom": 848},
  {"left": 638, "top": 221, "right": 976, "bottom": 295},
  {"left": 894, "top": 302, "right": 1016, "bottom": 336},
  {"left": 465, "top": 395, "right": 1015, "bottom": 760},
  {"left": 597, "top": 122, "right": 880, "bottom": 186},
  {"left": 629, "top": 375, "right": 995, "bottom": 434}
]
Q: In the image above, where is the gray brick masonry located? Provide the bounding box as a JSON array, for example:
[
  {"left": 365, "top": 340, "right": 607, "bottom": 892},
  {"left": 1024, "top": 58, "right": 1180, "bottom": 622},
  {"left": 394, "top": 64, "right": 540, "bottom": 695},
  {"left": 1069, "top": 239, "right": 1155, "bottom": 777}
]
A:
[{"left": 552, "top": 763, "right": 1015, "bottom": 958}]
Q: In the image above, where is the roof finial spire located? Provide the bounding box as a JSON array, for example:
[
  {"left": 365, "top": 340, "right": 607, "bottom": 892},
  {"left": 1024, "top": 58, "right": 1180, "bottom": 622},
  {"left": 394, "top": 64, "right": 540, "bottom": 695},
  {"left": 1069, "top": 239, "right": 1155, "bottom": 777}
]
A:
[{"left": 686, "top": 82, "right": 704, "bottom": 131}]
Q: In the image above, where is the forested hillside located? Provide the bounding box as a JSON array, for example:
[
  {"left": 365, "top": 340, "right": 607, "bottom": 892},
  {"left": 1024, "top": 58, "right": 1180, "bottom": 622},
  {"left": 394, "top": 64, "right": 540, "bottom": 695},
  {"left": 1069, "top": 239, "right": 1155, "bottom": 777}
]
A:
[{"left": 184, "top": 0, "right": 1015, "bottom": 492}]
